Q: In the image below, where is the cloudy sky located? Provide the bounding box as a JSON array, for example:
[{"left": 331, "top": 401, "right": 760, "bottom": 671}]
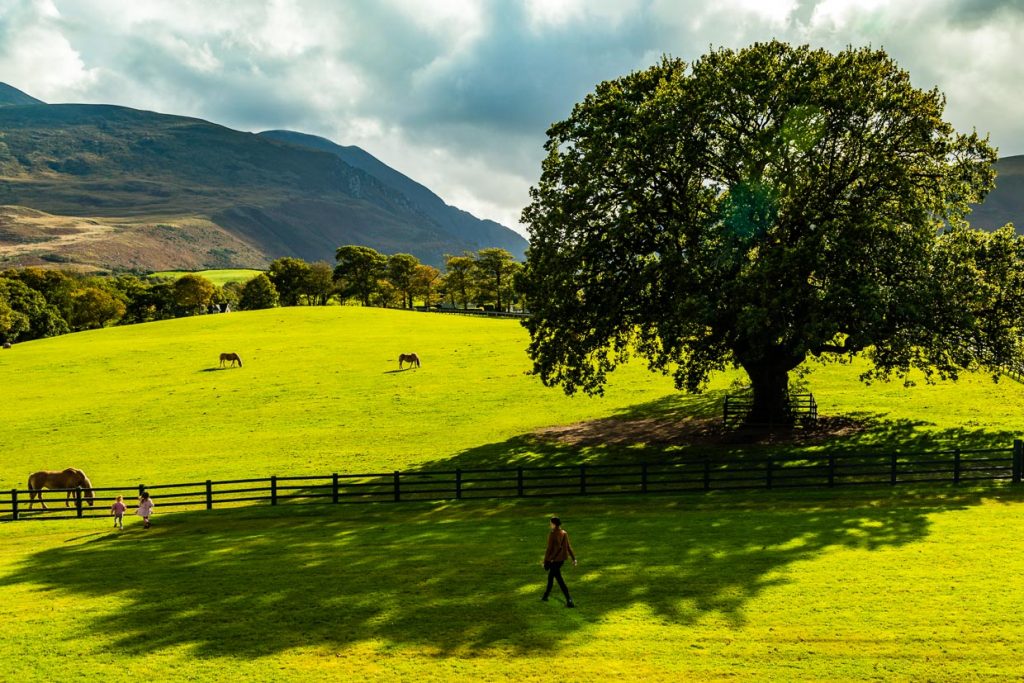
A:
[{"left": 1, "top": 0, "right": 1023, "bottom": 235}]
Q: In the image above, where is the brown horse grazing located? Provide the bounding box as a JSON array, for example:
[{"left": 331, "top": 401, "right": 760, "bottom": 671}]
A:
[
  {"left": 219, "top": 352, "right": 242, "bottom": 367},
  {"left": 398, "top": 353, "right": 421, "bottom": 369},
  {"left": 28, "top": 468, "right": 95, "bottom": 510}
]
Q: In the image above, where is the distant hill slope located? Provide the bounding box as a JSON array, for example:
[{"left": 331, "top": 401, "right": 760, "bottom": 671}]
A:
[
  {"left": 260, "top": 130, "right": 527, "bottom": 259},
  {"left": 969, "top": 155, "right": 1024, "bottom": 232},
  {"left": 0, "top": 83, "right": 43, "bottom": 106},
  {"left": 0, "top": 84, "right": 526, "bottom": 271}
]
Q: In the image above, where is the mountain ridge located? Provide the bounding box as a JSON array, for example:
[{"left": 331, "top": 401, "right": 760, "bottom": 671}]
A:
[
  {"left": 0, "top": 83, "right": 44, "bottom": 106},
  {"left": 259, "top": 130, "right": 526, "bottom": 258},
  {"left": 0, "top": 84, "right": 527, "bottom": 271}
]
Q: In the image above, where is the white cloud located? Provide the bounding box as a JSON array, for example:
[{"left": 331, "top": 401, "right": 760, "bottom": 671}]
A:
[
  {"left": 0, "top": 0, "right": 98, "bottom": 99},
  {"left": 808, "top": 0, "right": 896, "bottom": 30},
  {"left": 0, "top": 0, "right": 1022, "bottom": 237}
]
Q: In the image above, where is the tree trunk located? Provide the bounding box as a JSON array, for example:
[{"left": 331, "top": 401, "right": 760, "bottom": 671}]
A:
[{"left": 742, "top": 361, "right": 793, "bottom": 427}]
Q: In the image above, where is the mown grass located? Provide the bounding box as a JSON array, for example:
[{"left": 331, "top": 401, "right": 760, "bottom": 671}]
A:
[
  {"left": 3, "top": 307, "right": 1024, "bottom": 679},
  {"left": 2, "top": 487, "right": 1024, "bottom": 681},
  {"left": 151, "top": 268, "right": 263, "bottom": 285},
  {"left": 0, "top": 307, "right": 688, "bottom": 490},
  {"left": 1, "top": 306, "right": 1022, "bottom": 493}
]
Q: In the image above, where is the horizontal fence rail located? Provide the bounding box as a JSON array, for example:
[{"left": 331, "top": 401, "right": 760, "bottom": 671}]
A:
[
  {"left": 421, "top": 308, "right": 529, "bottom": 319},
  {"left": 4, "top": 440, "right": 1022, "bottom": 522}
]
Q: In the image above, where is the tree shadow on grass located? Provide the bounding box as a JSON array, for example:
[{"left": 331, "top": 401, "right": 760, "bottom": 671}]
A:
[
  {"left": 415, "top": 390, "right": 1019, "bottom": 473},
  {"left": 2, "top": 487, "right": 1018, "bottom": 658},
  {"left": 4, "top": 392, "right": 1021, "bottom": 658}
]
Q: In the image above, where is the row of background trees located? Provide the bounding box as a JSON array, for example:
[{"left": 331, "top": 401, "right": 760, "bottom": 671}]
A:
[{"left": 0, "top": 246, "right": 522, "bottom": 344}]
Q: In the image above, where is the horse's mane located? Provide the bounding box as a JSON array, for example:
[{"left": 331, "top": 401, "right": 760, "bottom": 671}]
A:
[{"left": 78, "top": 471, "right": 93, "bottom": 489}]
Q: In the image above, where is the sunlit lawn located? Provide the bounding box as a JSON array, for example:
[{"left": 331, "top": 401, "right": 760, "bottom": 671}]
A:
[
  {"left": 3, "top": 307, "right": 1024, "bottom": 679},
  {"left": 1, "top": 487, "right": 1023, "bottom": 680}
]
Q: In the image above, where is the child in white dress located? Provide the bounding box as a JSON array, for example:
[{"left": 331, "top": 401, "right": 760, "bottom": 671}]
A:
[{"left": 136, "top": 491, "right": 154, "bottom": 529}]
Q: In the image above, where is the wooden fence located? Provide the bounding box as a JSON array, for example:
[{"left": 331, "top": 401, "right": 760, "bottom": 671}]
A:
[
  {"left": 722, "top": 393, "right": 818, "bottom": 429},
  {"left": 3, "top": 440, "right": 1022, "bottom": 522},
  {"left": 422, "top": 308, "right": 529, "bottom": 319}
]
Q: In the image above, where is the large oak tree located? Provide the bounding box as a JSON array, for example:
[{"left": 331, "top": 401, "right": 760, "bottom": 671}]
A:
[{"left": 521, "top": 42, "right": 1023, "bottom": 424}]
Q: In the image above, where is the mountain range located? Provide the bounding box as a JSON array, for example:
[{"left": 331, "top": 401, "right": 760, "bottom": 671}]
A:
[
  {"left": 1, "top": 81, "right": 1021, "bottom": 273},
  {"left": 0, "top": 83, "right": 527, "bottom": 271}
]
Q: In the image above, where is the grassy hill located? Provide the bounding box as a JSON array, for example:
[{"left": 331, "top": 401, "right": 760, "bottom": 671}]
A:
[
  {"left": 1, "top": 305, "right": 1022, "bottom": 490},
  {"left": 151, "top": 268, "right": 264, "bottom": 285},
  {"left": 1, "top": 307, "right": 1024, "bottom": 679},
  {"left": 2, "top": 305, "right": 1022, "bottom": 491},
  {"left": 0, "top": 85, "right": 527, "bottom": 271},
  {"left": 0, "top": 307, "right": 682, "bottom": 488}
]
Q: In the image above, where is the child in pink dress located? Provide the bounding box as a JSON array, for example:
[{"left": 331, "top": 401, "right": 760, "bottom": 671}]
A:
[
  {"left": 110, "top": 495, "right": 126, "bottom": 529},
  {"left": 136, "top": 491, "right": 154, "bottom": 529}
]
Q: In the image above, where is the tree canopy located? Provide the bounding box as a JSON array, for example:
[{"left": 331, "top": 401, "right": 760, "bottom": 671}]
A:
[
  {"left": 387, "top": 253, "right": 420, "bottom": 309},
  {"left": 334, "top": 245, "right": 387, "bottom": 306},
  {"left": 239, "top": 274, "right": 279, "bottom": 310},
  {"left": 173, "top": 274, "right": 216, "bottom": 315},
  {"left": 268, "top": 257, "right": 313, "bottom": 307},
  {"left": 521, "top": 41, "right": 1021, "bottom": 423}
]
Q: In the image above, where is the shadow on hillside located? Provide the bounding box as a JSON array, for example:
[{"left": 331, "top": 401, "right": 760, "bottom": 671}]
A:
[
  {"left": 410, "top": 390, "right": 1019, "bottom": 473},
  {"left": 2, "top": 487, "right": 1013, "bottom": 658}
]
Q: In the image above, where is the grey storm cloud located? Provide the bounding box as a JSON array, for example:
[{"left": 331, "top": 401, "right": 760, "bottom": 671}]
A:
[{"left": 1, "top": 0, "right": 1024, "bottom": 232}]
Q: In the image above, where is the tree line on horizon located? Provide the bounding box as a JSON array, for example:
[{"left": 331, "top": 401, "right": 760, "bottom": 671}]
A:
[{"left": 0, "top": 245, "right": 523, "bottom": 344}]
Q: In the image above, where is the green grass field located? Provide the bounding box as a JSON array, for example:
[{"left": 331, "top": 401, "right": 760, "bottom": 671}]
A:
[
  {"left": 151, "top": 268, "right": 264, "bottom": 285},
  {"left": 2, "top": 307, "right": 1024, "bottom": 679}
]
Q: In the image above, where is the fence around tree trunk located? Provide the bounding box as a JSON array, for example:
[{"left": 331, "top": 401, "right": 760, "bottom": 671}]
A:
[{"left": 3, "top": 440, "right": 1022, "bottom": 521}]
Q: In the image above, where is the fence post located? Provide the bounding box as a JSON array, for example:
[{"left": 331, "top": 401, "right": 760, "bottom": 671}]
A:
[
  {"left": 1013, "top": 440, "right": 1023, "bottom": 484},
  {"left": 11, "top": 489, "right": 18, "bottom": 521},
  {"left": 579, "top": 465, "right": 587, "bottom": 495},
  {"left": 703, "top": 456, "right": 711, "bottom": 491},
  {"left": 517, "top": 467, "right": 524, "bottom": 497},
  {"left": 74, "top": 486, "right": 83, "bottom": 518},
  {"left": 953, "top": 449, "right": 961, "bottom": 485},
  {"left": 332, "top": 473, "right": 339, "bottom": 504},
  {"left": 455, "top": 469, "right": 462, "bottom": 500},
  {"left": 766, "top": 457, "right": 773, "bottom": 490},
  {"left": 393, "top": 471, "right": 401, "bottom": 502},
  {"left": 828, "top": 454, "right": 836, "bottom": 487},
  {"left": 271, "top": 476, "right": 278, "bottom": 506},
  {"left": 890, "top": 453, "right": 898, "bottom": 485},
  {"left": 641, "top": 462, "right": 648, "bottom": 494},
  {"left": 205, "top": 480, "right": 213, "bottom": 510}
]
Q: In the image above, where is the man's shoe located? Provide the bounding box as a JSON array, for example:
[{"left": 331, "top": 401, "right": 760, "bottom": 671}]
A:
[
  {"left": 541, "top": 595, "right": 549, "bottom": 602},
  {"left": 566, "top": 599, "right": 575, "bottom": 608}
]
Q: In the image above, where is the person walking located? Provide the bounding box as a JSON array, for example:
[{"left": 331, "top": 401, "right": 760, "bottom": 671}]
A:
[
  {"left": 110, "top": 495, "right": 126, "bottom": 529},
  {"left": 542, "top": 516, "right": 576, "bottom": 607},
  {"left": 136, "top": 491, "right": 155, "bottom": 529}
]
